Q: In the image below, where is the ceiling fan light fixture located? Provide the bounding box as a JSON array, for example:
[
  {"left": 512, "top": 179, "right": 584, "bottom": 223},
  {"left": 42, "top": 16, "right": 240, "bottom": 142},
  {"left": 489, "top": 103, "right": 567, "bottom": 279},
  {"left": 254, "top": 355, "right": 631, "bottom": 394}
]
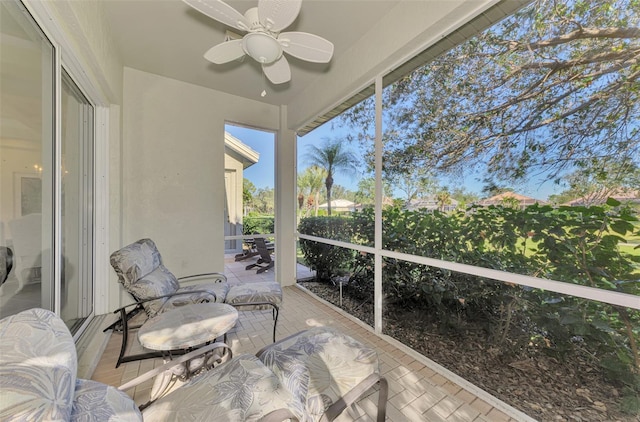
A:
[
  {"left": 242, "top": 32, "right": 282, "bottom": 64},
  {"left": 184, "top": 0, "right": 332, "bottom": 87}
]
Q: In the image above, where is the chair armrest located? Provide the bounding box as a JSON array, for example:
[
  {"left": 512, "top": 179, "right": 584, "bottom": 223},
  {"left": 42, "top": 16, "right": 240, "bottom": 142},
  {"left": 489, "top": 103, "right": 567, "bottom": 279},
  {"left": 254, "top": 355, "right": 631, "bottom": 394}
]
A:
[
  {"left": 112, "top": 289, "right": 218, "bottom": 315},
  {"left": 108, "top": 290, "right": 219, "bottom": 333},
  {"left": 178, "top": 272, "right": 227, "bottom": 283},
  {"left": 117, "top": 342, "right": 231, "bottom": 392}
]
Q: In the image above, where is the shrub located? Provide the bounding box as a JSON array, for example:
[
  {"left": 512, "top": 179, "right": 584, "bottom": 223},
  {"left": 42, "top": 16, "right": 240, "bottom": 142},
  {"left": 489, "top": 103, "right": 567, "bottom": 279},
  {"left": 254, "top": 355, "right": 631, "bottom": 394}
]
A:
[
  {"left": 298, "top": 216, "right": 355, "bottom": 282},
  {"left": 243, "top": 215, "right": 274, "bottom": 235},
  {"left": 299, "top": 202, "right": 640, "bottom": 406}
]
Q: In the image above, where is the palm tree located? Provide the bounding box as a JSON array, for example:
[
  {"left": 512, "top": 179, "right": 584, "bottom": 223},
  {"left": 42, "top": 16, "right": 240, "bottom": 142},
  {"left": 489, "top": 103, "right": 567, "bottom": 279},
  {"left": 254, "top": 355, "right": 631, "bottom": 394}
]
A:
[
  {"left": 297, "top": 165, "right": 326, "bottom": 217},
  {"left": 435, "top": 189, "right": 452, "bottom": 212},
  {"left": 304, "top": 139, "right": 357, "bottom": 215}
]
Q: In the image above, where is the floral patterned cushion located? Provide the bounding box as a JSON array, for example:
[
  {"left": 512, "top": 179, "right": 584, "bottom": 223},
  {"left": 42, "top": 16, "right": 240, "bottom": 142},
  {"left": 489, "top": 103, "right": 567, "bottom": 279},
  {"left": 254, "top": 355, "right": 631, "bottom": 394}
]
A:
[
  {"left": 110, "top": 238, "right": 165, "bottom": 288},
  {"left": 130, "top": 266, "right": 181, "bottom": 316},
  {"left": 110, "top": 239, "right": 183, "bottom": 316},
  {"left": 71, "top": 379, "right": 141, "bottom": 421},
  {"left": 142, "top": 354, "right": 299, "bottom": 421},
  {"left": 0, "top": 308, "right": 77, "bottom": 420},
  {"left": 257, "top": 327, "right": 380, "bottom": 422},
  {"left": 226, "top": 282, "right": 283, "bottom": 311},
  {"left": 0, "top": 309, "right": 141, "bottom": 422},
  {"left": 165, "top": 282, "right": 230, "bottom": 308},
  {"left": 111, "top": 239, "right": 235, "bottom": 317}
]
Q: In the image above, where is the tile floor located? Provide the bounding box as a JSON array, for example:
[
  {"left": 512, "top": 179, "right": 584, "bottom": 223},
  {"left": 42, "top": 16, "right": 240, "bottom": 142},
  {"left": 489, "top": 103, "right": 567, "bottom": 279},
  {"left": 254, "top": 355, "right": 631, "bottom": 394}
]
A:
[{"left": 91, "top": 254, "right": 532, "bottom": 421}]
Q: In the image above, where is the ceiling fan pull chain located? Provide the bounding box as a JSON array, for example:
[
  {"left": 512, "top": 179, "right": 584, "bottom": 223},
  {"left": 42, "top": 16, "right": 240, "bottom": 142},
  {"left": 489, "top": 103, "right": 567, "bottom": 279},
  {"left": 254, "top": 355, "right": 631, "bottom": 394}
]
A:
[{"left": 261, "top": 68, "right": 267, "bottom": 97}]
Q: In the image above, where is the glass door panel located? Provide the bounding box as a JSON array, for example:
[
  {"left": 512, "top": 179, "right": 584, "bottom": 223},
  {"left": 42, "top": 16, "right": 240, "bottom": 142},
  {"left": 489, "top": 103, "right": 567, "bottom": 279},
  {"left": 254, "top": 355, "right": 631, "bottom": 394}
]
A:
[
  {"left": 60, "top": 70, "right": 94, "bottom": 331},
  {"left": 0, "top": 0, "right": 55, "bottom": 317}
]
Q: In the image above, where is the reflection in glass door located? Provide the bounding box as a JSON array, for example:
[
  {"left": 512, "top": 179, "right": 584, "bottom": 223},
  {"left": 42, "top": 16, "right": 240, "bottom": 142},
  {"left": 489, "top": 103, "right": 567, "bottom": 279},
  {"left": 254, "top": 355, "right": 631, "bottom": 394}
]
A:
[
  {"left": 0, "top": 0, "right": 55, "bottom": 317},
  {"left": 60, "top": 70, "right": 94, "bottom": 331}
]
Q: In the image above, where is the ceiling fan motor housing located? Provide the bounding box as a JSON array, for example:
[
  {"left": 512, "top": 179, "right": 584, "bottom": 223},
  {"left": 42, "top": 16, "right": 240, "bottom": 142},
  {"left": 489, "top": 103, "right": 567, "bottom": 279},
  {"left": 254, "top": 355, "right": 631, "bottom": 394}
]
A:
[
  {"left": 242, "top": 32, "right": 282, "bottom": 64},
  {"left": 241, "top": 7, "right": 282, "bottom": 64}
]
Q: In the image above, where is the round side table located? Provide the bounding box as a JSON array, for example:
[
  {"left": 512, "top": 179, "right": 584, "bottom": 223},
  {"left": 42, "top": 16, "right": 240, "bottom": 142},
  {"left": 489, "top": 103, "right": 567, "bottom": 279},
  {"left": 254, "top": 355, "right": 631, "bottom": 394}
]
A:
[{"left": 138, "top": 302, "right": 238, "bottom": 399}]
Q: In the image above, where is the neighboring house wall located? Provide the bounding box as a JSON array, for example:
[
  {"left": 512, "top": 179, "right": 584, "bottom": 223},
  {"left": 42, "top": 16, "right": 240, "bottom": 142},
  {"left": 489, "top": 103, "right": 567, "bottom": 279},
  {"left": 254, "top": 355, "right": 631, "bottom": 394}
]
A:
[
  {"left": 224, "top": 133, "right": 259, "bottom": 253},
  {"left": 406, "top": 197, "right": 459, "bottom": 212},
  {"left": 121, "top": 68, "right": 279, "bottom": 279}
]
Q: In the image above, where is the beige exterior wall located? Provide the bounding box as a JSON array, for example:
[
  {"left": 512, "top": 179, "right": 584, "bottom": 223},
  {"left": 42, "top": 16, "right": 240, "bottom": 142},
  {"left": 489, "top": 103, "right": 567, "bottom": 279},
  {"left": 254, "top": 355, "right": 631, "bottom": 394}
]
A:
[
  {"left": 224, "top": 149, "right": 245, "bottom": 252},
  {"left": 121, "top": 68, "right": 279, "bottom": 277}
]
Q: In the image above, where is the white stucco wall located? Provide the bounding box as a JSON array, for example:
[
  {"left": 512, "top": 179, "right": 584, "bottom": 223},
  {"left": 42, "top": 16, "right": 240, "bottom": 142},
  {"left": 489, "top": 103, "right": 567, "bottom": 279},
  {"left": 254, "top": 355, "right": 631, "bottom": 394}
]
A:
[
  {"left": 28, "top": 0, "right": 124, "bottom": 104},
  {"left": 122, "top": 68, "right": 279, "bottom": 276}
]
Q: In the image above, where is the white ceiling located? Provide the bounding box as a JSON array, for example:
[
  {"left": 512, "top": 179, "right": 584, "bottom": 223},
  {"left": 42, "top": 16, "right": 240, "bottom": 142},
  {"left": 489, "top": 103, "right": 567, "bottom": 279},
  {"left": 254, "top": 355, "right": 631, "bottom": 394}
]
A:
[{"left": 102, "top": 0, "right": 400, "bottom": 105}]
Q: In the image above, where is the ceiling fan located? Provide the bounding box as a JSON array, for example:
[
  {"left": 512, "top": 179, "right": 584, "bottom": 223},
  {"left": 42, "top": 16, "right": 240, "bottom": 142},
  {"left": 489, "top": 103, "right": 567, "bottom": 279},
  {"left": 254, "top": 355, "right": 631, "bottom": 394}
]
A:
[{"left": 183, "top": 0, "right": 334, "bottom": 85}]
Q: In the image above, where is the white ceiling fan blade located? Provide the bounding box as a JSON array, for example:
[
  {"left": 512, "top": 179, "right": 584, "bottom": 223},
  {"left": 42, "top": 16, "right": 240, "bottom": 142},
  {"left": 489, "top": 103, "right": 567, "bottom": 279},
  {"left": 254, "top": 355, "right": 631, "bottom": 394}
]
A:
[
  {"left": 257, "top": 0, "right": 302, "bottom": 32},
  {"left": 262, "top": 55, "right": 291, "bottom": 84},
  {"left": 182, "top": 0, "right": 249, "bottom": 31},
  {"left": 204, "top": 39, "right": 245, "bottom": 64},
  {"left": 278, "top": 32, "right": 334, "bottom": 63}
]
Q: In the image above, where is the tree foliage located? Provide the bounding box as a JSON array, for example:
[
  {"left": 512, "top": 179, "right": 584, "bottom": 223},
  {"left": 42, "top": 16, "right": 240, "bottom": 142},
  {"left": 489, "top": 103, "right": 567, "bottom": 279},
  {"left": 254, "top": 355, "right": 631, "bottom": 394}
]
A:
[
  {"left": 297, "top": 165, "right": 326, "bottom": 217},
  {"left": 303, "top": 139, "right": 357, "bottom": 215},
  {"left": 243, "top": 178, "right": 256, "bottom": 205},
  {"left": 247, "top": 187, "right": 274, "bottom": 214},
  {"left": 343, "top": 0, "right": 640, "bottom": 186},
  {"left": 300, "top": 203, "right": 640, "bottom": 407},
  {"left": 549, "top": 158, "right": 640, "bottom": 205}
]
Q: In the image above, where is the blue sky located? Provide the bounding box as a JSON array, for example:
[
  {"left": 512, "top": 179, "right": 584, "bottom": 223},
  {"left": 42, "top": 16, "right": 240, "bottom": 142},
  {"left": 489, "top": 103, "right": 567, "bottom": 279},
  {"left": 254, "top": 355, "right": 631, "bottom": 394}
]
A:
[
  {"left": 225, "top": 124, "right": 275, "bottom": 190},
  {"left": 225, "top": 122, "right": 564, "bottom": 200},
  {"left": 225, "top": 122, "right": 347, "bottom": 190},
  {"left": 225, "top": 121, "right": 365, "bottom": 191}
]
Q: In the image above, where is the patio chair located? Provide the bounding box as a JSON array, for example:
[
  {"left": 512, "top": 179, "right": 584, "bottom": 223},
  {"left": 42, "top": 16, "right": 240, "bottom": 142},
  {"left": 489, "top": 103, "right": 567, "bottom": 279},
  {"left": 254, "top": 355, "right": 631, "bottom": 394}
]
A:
[
  {"left": 234, "top": 237, "right": 274, "bottom": 261},
  {"left": 245, "top": 237, "right": 275, "bottom": 274},
  {"left": 108, "top": 238, "right": 282, "bottom": 367},
  {"left": 1, "top": 308, "right": 387, "bottom": 422},
  {"left": 256, "top": 326, "right": 389, "bottom": 422}
]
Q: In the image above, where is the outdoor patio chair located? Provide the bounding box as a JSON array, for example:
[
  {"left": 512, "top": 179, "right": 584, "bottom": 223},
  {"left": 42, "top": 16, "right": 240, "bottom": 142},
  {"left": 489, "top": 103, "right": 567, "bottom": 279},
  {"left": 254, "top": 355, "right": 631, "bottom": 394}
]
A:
[
  {"left": 108, "top": 238, "right": 283, "bottom": 367},
  {"left": 1, "top": 308, "right": 387, "bottom": 422},
  {"left": 245, "top": 237, "right": 275, "bottom": 274},
  {"left": 256, "top": 326, "right": 389, "bottom": 422},
  {"left": 234, "top": 237, "right": 274, "bottom": 261}
]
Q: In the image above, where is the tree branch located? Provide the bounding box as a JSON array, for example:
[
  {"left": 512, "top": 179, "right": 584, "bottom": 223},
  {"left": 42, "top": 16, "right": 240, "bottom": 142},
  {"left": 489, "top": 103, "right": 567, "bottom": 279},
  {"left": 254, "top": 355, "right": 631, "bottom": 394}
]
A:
[
  {"left": 519, "top": 48, "right": 640, "bottom": 71},
  {"left": 504, "top": 27, "right": 640, "bottom": 51}
]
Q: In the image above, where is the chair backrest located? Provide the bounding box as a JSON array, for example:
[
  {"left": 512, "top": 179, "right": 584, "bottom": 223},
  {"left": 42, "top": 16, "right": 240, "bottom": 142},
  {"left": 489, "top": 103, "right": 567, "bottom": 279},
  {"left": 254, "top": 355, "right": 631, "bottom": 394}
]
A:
[
  {"left": 0, "top": 309, "right": 142, "bottom": 421},
  {"left": 254, "top": 237, "right": 273, "bottom": 263},
  {"left": 0, "top": 308, "right": 78, "bottom": 420},
  {"left": 0, "top": 246, "right": 13, "bottom": 286},
  {"left": 110, "top": 238, "right": 180, "bottom": 316}
]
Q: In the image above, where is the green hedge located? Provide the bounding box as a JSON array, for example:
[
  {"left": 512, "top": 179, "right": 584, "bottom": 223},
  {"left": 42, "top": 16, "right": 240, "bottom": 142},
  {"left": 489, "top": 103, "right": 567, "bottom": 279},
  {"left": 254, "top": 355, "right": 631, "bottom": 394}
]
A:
[
  {"left": 243, "top": 215, "right": 274, "bottom": 235},
  {"left": 298, "top": 217, "right": 355, "bottom": 281},
  {"left": 298, "top": 202, "right": 640, "bottom": 409}
]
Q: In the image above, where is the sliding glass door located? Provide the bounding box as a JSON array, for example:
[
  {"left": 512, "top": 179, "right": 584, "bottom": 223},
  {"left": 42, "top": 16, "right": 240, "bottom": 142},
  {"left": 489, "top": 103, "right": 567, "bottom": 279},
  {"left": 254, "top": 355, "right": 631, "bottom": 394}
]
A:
[
  {"left": 0, "top": 0, "right": 95, "bottom": 332},
  {"left": 0, "top": 0, "right": 55, "bottom": 317},
  {"left": 60, "top": 70, "right": 94, "bottom": 331}
]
